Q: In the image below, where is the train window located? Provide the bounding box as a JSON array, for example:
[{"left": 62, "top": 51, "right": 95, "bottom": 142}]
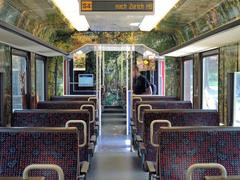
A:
[
  {"left": 36, "top": 59, "right": 45, "bottom": 101},
  {"left": 12, "top": 55, "right": 27, "bottom": 110},
  {"left": 183, "top": 60, "right": 193, "bottom": 102},
  {"left": 202, "top": 55, "right": 218, "bottom": 110}
]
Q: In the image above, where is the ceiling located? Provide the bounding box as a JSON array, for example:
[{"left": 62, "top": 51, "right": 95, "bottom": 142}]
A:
[
  {"left": 70, "top": 44, "right": 159, "bottom": 56},
  {"left": 162, "top": 24, "right": 240, "bottom": 57},
  {"left": 84, "top": 13, "right": 145, "bottom": 31},
  {"left": 0, "top": 0, "right": 236, "bottom": 56},
  {"left": 0, "top": 20, "right": 67, "bottom": 57},
  {"left": 158, "top": 0, "right": 223, "bottom": 32}
]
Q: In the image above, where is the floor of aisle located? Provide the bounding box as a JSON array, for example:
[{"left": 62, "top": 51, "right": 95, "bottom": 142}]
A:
[{"left": 87, "top": 107, "right": 148, "bottom": 180}]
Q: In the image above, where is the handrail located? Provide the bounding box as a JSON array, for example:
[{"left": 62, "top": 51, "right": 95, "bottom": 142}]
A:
[
  {"left": 137, "top": 104, "right": 152, "bottom": 123},
  {"left": 186, "top": 163, "right": 227, "bottom": 180},
  {"left": 23, "top": 164, "right": 64, "bottom": 180},
  {"left": 88, "top": 97, "right": 97, "bottom": 102},
  {"left": 132, "top": 97, "right": 142, "bottom": 103},
  {"left": 80, "top": 105, "right": 95, "bottom": 124},
  {"left": 88, "top": 97, "right": 97, "bottom": 109},
  {"left": 150, "top": 120, "right": 171, "bottom": 147},
  {"left": 132, "top": 97, "right": 142, "bottom": 118},
  {"left": 65, "top": 120, "right": 87, "bottom": 148}
]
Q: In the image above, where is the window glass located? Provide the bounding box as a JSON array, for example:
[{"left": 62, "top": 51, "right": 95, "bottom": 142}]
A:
[
  {"left": 36, "top": 59, "right": 45, "bottom": 101},
  {"left": 12, "top": 55, "right": 27, "bottom": 110},
  {"left": 184, "top": 60, "right": 193, "bottom": 102},
  {"left": 202, "top": 55, "right": 218, "bottom": 110}
]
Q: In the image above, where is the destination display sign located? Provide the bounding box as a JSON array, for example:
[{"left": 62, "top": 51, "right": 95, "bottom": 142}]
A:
[{"left": 80, "top": 0, "right": 154, "bottom": 12}]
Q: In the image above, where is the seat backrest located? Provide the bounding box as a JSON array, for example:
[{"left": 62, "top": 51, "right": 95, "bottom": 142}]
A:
[
  {"left": 157, "top": 127, "right": 240, "bottom": 180},
  {"left": 132, "top": 96, "right": 179, "bottom": 121},
  {"left": 37, "top": 101, "right": 95, "bottom": 136},
  {"left": 37, "top": 101, "right": 95, "bottom": 109},
  {"left": 132, "top": 96, "right": 178, "bottom": 110},
  {"left": 12, "top": 109, "right": 90, "bottom": 161},
  {"left": 51, "top": 96, "right": 95, "bottom": 101},
  {"left": 50, "top": 96, "right": 97, "bottom": 108},
  {"left": 143, "top": 109, "right": 219, "bottom": 162},
  {"left": 0, "top": 127, "right": 79, "bottom": 180},
  {"left": 135, "top": 101, "right": 192, "bottom": 135}
]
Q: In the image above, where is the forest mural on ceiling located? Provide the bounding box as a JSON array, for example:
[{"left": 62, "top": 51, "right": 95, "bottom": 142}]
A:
[{"left": 0, "top": 0, "right": 240, "bottom": 53}]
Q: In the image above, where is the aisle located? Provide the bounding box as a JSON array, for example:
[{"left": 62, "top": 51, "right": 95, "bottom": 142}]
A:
[{"left": 87, "top": 107, "right": 148, "bottom": 180}]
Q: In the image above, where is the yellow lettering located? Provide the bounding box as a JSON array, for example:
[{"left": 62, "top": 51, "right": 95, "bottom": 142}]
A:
[{"left": 81, "top": 1, "right": 92, "bottom": 11}]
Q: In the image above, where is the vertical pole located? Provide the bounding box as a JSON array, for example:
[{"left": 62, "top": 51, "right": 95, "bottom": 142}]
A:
[
  {"left": 99, "top": 46, "right": 102, "bottom": 135},
  {"left": 102, "top": 51, "right": 105, "bottom": 86},
  {"left": 158, "top": 59, "right": 161, "bottom": 95},
  {"left": 126, "top": 50, "right": 129, "bottom": 135}
]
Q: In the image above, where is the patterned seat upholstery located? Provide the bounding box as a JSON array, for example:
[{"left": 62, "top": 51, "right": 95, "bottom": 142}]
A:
[
  {"left": 50, "top": 96, "right": 97, "bottom": 108},
  {"left": 37, "top": 101, "right": 95, "bottom": 136},
  {"left": 132, "top": 97, "right": 178, "bottom": 128},
  {"left": 12, "top": 109, "right": 90, "bottom": 161},
  {"left": 132, "top": 96, "right": 178, "bottom": 113},
  {"left": 157, "top": 127, "right": 240, "bottom": 180},
  {"left": 37, "top": 101, "right": 94, "bottom": 109},
  {"left": 135, "top": 101, "right": 192, "bottom": 136},
  {"left": 143, "top": 109, "right": 219, "bottom": 162},
  {"left": 0, "top": 127, "right": 79, "bottom": 180}
]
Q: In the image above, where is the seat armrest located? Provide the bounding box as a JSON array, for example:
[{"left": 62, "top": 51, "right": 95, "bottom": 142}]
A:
[
  {"left": 80, "top": 161, "right": 89, "bottom": 174},
  {"left": 132, "top": 126, "right": 137, "bottom": 134},
  {"left": 130, "top": 121, "right": 135, "bottom": 126},
  {"left": 146, "top": 161, "right": 156, "bottom": 174},
  {"left": 136, "top": 135, "right": 143, "bottom": 142},
  {"left": 88, "top": 143, "right": 94, "bottom": 156},
  {"left": 139, "top": 142, "right": 146, "bottom": 154},
  {"left": 94, "top": 126, "right": 99, "bottom": 136},
  {"left": 90, "top": 135, "right": 97, "bottom": 145},
  {"left": 95, "top": 121, "right": 100, "bottom": 126}
]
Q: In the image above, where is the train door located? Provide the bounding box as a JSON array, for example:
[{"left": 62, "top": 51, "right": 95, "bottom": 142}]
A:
[{"left": 102, "top": 51, "right": 127, "bottom": 107}]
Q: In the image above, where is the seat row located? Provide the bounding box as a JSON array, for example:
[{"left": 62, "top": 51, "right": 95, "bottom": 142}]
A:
[
  {"left": 130, "top": 96, "right": 240, "bottom": 179},
  {"left": 0, "top": 95, "right": 98, "bottom": 180}
]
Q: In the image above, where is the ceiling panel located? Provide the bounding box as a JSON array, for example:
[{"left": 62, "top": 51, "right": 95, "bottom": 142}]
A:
[{"left": 163, "top": 25, "right": 240, "bottom": 57}]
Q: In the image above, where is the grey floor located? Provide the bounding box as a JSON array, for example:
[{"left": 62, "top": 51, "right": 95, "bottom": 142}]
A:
[{"left": 87, "top": 108, "right": 148, "bottom": 180}]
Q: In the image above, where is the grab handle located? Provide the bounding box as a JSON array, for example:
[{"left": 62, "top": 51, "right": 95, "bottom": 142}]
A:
[
  {"left": 80, "top": 105, "right": 95, "bottom": 124},
  {"left": 150, "top": 120, "right": 171, "bottom": 147},
  {"left": 66, "top": 120, "right": 87, "bottom": 148},
  {"left": 186, "top": 163, "right": 227, "bottom": 180},
  {"left": 137, "top": 104, "right": 152, "bottom": 123},
  {"left": 88, "top": 97, "right": 97, "bottom": 108},
  {"left": 23, "top": 164, "right": 64, "bottom": 180}
]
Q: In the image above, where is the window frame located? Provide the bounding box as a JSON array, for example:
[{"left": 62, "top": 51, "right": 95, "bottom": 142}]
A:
[{"left": 200, "top": 49, "right": 219, "bottom": 110}]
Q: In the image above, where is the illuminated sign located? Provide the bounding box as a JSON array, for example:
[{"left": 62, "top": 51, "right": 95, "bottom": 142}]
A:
[{"left": 81, "top": 0, "right": 154, "bottom": 12}]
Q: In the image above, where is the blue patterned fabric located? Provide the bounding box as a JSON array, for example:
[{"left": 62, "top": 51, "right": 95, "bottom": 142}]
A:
[
  {"left": 12, "top": 110, "right": 90, "bottom": 161},
  {"left": 143, "top": 110, "right": 219, "bottom": 162},
  {"left": 0, "top": 128, "right": 79, "bottom": 180}
]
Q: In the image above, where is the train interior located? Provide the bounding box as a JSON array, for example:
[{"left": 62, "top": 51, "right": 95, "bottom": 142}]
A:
[{"left": 0, "top": 0, "right": 240, "bottom": 179}]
